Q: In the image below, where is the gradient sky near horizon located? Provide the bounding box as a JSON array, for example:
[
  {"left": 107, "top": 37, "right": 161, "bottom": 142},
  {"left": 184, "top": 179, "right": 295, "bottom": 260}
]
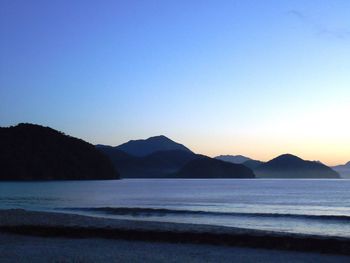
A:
[{"left": 1, "top": 0, "right": 349, "bottom": 165}]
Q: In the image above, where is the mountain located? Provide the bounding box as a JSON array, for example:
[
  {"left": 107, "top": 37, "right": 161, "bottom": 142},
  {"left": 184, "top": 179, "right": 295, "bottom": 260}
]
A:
[
  {"left": 255, "top": 154, "right": 340, "bottom": 179},
  {"left": 0, "top": 123, "right": 119, "bottom": 180},
  {"left": 98, "top": 146, "right": 198, "bottom": 178},
  {"left": 96, "top": 145, "right": 133, "bottom": 161},
  {"left": 216, "top": 155, "right": 264, "bottom": 170},
  {"left": 215, "top": 155, "right": 252, "bottom": 164},
  {"left": 98, "top": 137, "right": 256, "bottom": 179},
  {"left": 174, "top": 156, "right": 255, "bottom": 178},
  {"left": 242, "top": 159, "right": 264, "bottom": 170},
  {"left": 332, "top": 162, "right": 350, "bottom": 178},
  {"left": 115, "top": 135, "right": 193, "bottom": 157}
]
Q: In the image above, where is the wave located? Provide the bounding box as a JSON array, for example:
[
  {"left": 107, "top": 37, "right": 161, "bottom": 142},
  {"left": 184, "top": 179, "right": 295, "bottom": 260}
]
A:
[{"left": 63, "top": 207, "right": 350, "bottom": 222}]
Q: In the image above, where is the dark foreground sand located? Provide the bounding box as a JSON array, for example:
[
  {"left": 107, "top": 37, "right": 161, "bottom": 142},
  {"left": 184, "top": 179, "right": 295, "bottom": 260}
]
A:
[
  {"left": 1, "top": 209, "right": 350, "bottom": 262},
  {"left": 1, "top": 232, "right": 350, "bottom": 263}
]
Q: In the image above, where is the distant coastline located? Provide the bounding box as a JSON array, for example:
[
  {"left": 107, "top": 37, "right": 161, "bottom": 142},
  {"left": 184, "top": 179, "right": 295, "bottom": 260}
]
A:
[{"left": 0, "top": 123, "right": 344, "bottom": 180}]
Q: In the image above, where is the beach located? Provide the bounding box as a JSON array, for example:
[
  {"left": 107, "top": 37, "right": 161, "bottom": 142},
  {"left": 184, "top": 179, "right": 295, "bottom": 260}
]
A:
[
  {"left": 2, "top": 232, "right": 350, "bottom": 263},
  {"left": 1, "top": 209, "right": 350, "bottom": 262}
]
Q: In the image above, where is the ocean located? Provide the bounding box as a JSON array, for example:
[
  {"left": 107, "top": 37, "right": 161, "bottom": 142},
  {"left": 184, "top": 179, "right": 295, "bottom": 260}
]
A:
[{"left": 1, "top": 179, "right": 350, "bottom": 238}]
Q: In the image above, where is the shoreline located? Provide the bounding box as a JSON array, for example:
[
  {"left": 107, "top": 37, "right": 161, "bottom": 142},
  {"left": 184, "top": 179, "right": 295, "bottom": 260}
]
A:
[{"left": 1, "top": 209, "right": 350, "bottom": 255}]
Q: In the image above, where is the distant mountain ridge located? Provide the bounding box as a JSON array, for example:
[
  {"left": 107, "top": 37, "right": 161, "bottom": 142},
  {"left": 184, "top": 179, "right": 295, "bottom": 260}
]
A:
[
  {"left": 98, "top": 148, "right": 199, "bottom": 178},
  {"left": 99, "top": 138, "right": 340, "bottom": 179},
  {"left": 334, "top": 161, "right": 350, "bottom": 167},
  {"left": 174, "top": 156, "right": 255, "bottom": 178},
  {"left": 98, "top": 136, "right": 255, "bottom": 179},
  {"left": 114, "top": 135, "right": 192, "bottom": 157},
  {"left": 0, "top": 123, "right": 119, "bottom": 180},
  {"left": 332, "top": 162, "right": 350, "bottom": 178},
  {"left": 97, "top": 135, "right": 197, "bottom": 178},
  {"left": 2, "top": 123, "right": 342, "bottom": 180},
  {"left": 215, "top": 155, "right": 252, "bottom": 164},
  {"left": 215, "top": 154, "right": 264, "bottom": 170},
  {"left": 242, "top": 159, "right": 264, "bottom": 169},
  {"left": 255, "top": 154, "right": 339, "bottom": 179}
]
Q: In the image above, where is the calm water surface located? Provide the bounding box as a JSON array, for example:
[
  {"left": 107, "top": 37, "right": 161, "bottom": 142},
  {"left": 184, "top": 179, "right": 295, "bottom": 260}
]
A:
[{"left": 1, "top": 179, "right": 350, "bottom": 238}]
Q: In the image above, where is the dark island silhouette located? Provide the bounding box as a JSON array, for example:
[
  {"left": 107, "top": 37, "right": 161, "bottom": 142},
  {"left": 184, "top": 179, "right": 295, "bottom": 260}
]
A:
[
  {"left": 98, "top": 136, "right": 255, "bottom": 179},
  {"left": 254, "top": 154, "right": 340, "bottom": 179},
  {"left": 0, "top": 123, "right": 119, "bottom": 180}
]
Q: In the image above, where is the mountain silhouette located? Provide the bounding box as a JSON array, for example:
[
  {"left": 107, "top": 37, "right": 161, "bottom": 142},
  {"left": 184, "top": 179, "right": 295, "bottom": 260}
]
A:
[
  {"left": 332, "top": 162, "right": 350, "bottom": 178},
  {"left": 0, "top": 123, "right": 119, "bottom": 180},
  {"left": 255, "top": 154, "right": 339, "bottom": 178},
  {"left": 216, "top": 155, "right": 264, "bottom": 170},
  {"left": 114, "top": 135, "right": 192, "bottom": 157},
  {"left": 98, "top": 137, "right": 255, "bottom": 179},
  {"left": 174, "top": 156, "right": 255, "bottom": 178},
  {"left": 98, "top": 147, "right": 198, "bottom": 178},
  {"left": 215, "top": 155, "right": 252, "bottom": 164},
  {"left": 242, "top": 159, "right": 264, "bottom": 169}
]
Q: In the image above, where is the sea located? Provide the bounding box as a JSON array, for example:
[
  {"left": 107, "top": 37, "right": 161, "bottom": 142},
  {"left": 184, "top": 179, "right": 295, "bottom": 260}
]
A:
[{"left": 1, "top": 179, "right": 350, "bottom": 238}]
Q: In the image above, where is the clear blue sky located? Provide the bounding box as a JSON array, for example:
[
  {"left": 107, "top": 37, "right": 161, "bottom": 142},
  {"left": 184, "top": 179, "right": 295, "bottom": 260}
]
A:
[{"left": 1, "top": 0, "right": 349, "bottom": 165}]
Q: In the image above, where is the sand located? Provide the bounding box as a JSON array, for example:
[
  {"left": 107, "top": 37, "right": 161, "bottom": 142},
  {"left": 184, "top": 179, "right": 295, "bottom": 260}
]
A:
[
  {"left": 1, "top": 232, "right": 350, "bottom": 263},
  {"left": 1, "top": 209, "right": 350, "bottom": 262}
]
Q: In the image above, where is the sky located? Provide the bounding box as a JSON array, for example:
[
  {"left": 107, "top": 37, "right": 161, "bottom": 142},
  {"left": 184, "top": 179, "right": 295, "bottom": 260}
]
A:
[{"left": 0, "top": 0, "right": 349, "bottom": 165}]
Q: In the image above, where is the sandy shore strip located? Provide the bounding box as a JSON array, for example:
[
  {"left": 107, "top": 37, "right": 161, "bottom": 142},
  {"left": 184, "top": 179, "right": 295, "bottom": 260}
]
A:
[
  {"left": 1, "top": 209, "right": 350, "bottom": 256},
  {"left": 1, "top": 232, "right": 350, "bottom": 263}
]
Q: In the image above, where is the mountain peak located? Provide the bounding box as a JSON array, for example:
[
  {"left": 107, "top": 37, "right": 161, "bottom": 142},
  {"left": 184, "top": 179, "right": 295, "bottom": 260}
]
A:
[
  {"left": 256, "top": 153, "right": 339, "bottom": 179},
  {"left": 126, "top": 135, "right": 170, "bottom": 144},
  {"left": 269, "top": 154, "right": 305, "bottom": 164},
  {"left": 148, "top": 135, "right": 172, "bottom": 141},
  {"left": 115, "top": 135, "right": 192, "bottom": 157},
  {"left": 275, "top": 154, "right": 302, "bottom": 160}
]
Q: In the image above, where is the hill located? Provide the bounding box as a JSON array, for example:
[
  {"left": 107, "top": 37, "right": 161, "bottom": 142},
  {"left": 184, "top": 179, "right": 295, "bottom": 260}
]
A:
[
  {"left": 0, "top": 123, "right": 119, "bottom": 180},
  {"left": 215, "top": 155, "right": 252, "bottom": 164},
  {"left": 255, "top": 154, "right": 339, "bottom": 179},
  {"left": 98, "top": 138, "right": 256, "bottom": 179},
  {"left": 332, "top": 162, "right": 350, "bottom": 178},
  {"left": 115, "top": 135, "right": 192, "bottom": 157},
  {"left": 174, "top": 157, "right": 255, "bottom": 178},
  {"left": 98, "top": 146, "right": 198, "bottom": 178},
  {"left": 242, "top": 159, "right": 264, "bottom": 169}
]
